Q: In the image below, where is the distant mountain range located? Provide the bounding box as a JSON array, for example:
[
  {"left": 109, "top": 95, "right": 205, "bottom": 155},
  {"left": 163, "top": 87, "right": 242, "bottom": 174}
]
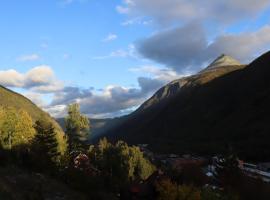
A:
[
  {"left": 56, "top": 117, "right": 124, "bottom": 139},
  {"left": 94, "top": 52, "right": 270, "bottom": 162}
]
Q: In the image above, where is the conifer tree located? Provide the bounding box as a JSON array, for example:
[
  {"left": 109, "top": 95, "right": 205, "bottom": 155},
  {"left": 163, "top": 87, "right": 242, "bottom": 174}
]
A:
[
  {"left": 65, "top": 103, "right": 90, "bottom": 153},
  {"left": 34, "top": 119, "right": 60, "bottom": 167}
]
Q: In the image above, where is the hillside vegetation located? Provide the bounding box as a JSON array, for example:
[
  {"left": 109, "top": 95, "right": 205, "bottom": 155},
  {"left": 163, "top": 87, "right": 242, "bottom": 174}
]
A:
[{"left": 0, "top": 86, "right": 67, "bottom": 153}]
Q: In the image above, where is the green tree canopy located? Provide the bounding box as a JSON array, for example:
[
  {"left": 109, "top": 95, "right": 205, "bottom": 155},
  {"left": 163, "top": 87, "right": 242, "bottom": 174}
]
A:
[
  {"left": 0, "top": 106, "right": 35, "bottom": 149},
  {"left": 33, "top": 119, "right": 61, "bottom": 167},
  {"left": 88, "top": 138, "right": 155, "bottom": 185},
  {"left": 65, "top": 103, "right": 90, "bottom": 152}
]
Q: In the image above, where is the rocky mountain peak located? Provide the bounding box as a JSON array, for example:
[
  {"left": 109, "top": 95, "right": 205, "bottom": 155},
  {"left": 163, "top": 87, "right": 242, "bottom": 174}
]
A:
[{"left": 205, "top": 54, "right": 242, "bottom": 71}]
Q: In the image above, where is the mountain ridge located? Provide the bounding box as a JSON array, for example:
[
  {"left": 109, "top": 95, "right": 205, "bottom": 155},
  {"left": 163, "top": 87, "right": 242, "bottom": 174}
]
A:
[
  {"left": 95, "top": 52, "right": 270, "bottom": 161},
  {"left": 202, "top": 54, "right": 242, "bottom": 71},
  {"left": 137, "top": 54, "right": 245, "bottom": 111}
]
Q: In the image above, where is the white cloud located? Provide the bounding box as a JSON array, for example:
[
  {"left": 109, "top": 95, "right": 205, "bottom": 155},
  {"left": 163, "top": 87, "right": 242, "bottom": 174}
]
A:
[
  {"left": 92, "top": 44, "right": 138, "bottom": 60},
  {"left": 0, "top": 64, "right": 188, "bottom": 118},
  {"left": 130, "top": 66, "right": 190, "bottom": 82},
  {"left": 207, "top": 25, "right": 270, "bottom": 63},
  {"left": 0, "top": 66, "right": 64, "bottom": 92},
  {"left": 45, "top": 64, "right": 191, "bottom": 118},
  {"left": 121, "top": 17, "right": 152, "bottom": 26},
  {"left": 117, "top": 0, "right": 270, "bottom": 25},
  {"left": 116, "top": 5, "right": 130, "bottom": 14},
  {"left": 0, "top": 69, "right": 24, "bottom": 88},
  {"left": 23, "top": 92, "right": 46, "bottom": 108},
  {"left": 44, "top": 104, "right": 67, "bottom": 118},
  {"left": 17, "top": 54, "right": 40, "bottom": 62},
  {"left": 137, "top": 23, "right": 270, "bottom": 72},
  {"left": 102, "top": 33, "right": 118, "bottom": 42}
]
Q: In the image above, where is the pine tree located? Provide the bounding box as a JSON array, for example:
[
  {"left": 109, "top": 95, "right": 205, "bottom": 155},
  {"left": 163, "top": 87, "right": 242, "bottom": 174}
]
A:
[
  {"left": 34, "top": 119, "right": 60, "bottom": 168},
  {"left": 65, "top": 103, "right": 90, "bottom": 153}
]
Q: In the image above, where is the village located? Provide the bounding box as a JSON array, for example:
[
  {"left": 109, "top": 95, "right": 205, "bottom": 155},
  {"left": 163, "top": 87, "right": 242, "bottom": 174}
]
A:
[{"left": 138, "top": 144, "right": 270, "bottom": 184}]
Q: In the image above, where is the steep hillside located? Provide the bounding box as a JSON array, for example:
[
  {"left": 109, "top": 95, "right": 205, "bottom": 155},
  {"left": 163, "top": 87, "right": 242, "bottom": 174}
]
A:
[
  {"left": 57, "top": 117, "right": 125, "bottom": 139},
  {"left": 0, "top": 86, "right": 48, "bottom": 121},
  {"left": 98, "top": 52, "right": 270, "bottom": 161},
  {"left": 138, "top": 55, "right": 245, "bottom": 111},
  {"left": 0, "top": 86, "right": 66, "bottom": 152}
]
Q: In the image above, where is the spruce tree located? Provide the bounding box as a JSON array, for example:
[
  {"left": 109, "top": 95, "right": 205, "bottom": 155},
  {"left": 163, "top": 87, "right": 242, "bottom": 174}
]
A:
[{"left": 34, "top": 119, "right": 60, "bottom": 168}]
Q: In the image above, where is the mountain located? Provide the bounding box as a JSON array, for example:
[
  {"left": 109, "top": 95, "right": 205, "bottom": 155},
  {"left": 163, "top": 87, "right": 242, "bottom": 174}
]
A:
[
  {"left": 138, "top": 54, "right": 244, "bottom": 111},
  {"left": 57, "top": 117, "right": 125, "bottom": 139},
  {"left": 201, "top": 54, "right": 242, "bottom": 72},
  {"left": 0, "top": 86, "right": 66, "bottom": 152},
  {"left": 96, "top": 52, "right": 270, "bottom": 161}
]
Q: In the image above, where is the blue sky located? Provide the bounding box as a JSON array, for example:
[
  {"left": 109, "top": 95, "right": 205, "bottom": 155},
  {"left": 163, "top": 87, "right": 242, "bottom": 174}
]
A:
[
  {"left": 0, "top": 0, "right": 151, "bottom": 88},
  {"left": 0, "top": 0, "right": 270, "bottom": 118}
]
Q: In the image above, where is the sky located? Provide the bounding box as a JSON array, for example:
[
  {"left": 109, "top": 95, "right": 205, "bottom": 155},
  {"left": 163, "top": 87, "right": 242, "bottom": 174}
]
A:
[{"left": 0, "top": 0, "right": 270, "bottom": 118}]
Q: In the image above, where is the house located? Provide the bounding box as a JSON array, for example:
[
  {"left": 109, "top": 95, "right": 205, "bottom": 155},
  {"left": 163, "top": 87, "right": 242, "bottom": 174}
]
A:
[{"left": 122, "top": 170, "right": 166, "bottom": 200}]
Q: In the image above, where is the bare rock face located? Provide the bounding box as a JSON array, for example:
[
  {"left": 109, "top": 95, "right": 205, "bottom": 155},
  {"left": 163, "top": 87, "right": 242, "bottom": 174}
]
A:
[{"left": 204, "top": 54, "right": 242, "bottom": 71}]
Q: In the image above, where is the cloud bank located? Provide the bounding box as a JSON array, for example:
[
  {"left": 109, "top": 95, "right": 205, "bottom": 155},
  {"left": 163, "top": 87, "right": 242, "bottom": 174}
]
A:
[
  {"left": 48, "top": 67, "right": 183, "bottom": 118},
  {"left": 137, "top": 24, "right": 270, "bottom": 71},
  {"left": 117, "top": 0, "right": 270, "bottom": 25},
  {"left": 0, "top": 66, "right": 63, "bottom": 92},
  {"left": 0, "top": 64, "right": 182, "bottom": 118}
]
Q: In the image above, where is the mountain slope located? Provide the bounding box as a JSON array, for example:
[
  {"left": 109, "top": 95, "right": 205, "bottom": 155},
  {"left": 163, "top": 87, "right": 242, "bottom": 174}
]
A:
[
  {"left": 98, "top": 52, "right": 270, "bottom": 161},
  {"left": 138, "top": 55, "right": 245, "bottom": 111},
  {"left": 0, "top": 86, "right": 66, "bottom": 152},
  {"left": 0, "top": 86, "right": 50, "bottom": 121},
  {"left": 201, "top": 54, "right": 241, "bottom": 72},
  {"left": 57, "top": 117, "right": 125, "bottom": 139}
]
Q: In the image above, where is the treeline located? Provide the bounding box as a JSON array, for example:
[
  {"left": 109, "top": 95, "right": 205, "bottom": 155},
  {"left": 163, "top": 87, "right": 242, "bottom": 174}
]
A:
[
  {"left": 1, "top": 104, "right": 269, "bottom": 199},
  {"left": 0, "top": 104, "right": 156, "bottom": 199},
  {"left": 0, "top": 106, "right": 65, "bottom": 173}
]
